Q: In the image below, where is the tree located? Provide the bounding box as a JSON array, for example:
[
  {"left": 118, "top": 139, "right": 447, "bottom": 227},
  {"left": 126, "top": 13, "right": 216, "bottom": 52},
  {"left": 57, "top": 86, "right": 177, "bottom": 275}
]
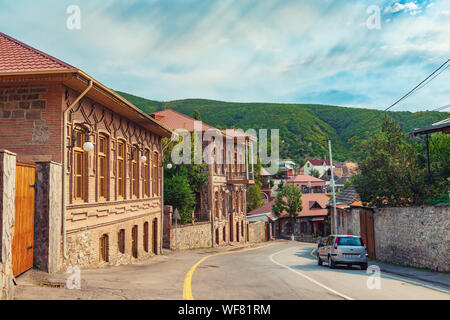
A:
[
  {"left": 247, "top": 158, "right": 264, "bottom": 211},
  {"left": 193, "top": 110, "right": 201, "bottom": 121},
  {"left": 272, "top": 183, "right": 303, "bottom": 236},
  {"left": 164, "top": 175, "right": 195, "bottom": 223},
  {"left": 353, "top": 115, "right": 430, "bottom": 207},
  {"left": 310, "top": 168, "right": 320, "bottom": 178}
]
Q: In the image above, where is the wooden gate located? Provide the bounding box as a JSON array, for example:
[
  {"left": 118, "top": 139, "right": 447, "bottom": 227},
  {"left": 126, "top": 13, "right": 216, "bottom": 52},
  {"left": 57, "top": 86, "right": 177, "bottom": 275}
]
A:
[
  {"left": 12, "top": 161, "right": 36, "bottom": 277},
  {"left": 360, "top": 209, "right": 376, "bottom": 259}
]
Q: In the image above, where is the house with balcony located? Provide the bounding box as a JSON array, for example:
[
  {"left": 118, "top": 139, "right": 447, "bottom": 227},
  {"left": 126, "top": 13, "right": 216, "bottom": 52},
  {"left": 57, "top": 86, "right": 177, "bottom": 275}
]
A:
[{"left": 150, "top": 109, "right": 255, "bottom": 246}]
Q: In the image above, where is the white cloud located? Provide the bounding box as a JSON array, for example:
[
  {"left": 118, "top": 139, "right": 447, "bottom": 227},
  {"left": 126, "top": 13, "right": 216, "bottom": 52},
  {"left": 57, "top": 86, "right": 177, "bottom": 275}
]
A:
[{"left": 384, "top": 2, "right": 420, "bottom": 15}]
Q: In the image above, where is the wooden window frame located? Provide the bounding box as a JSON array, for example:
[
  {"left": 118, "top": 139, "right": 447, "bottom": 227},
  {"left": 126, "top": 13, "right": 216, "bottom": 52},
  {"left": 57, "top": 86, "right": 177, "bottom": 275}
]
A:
[
  {"left": 73, "top": 128, "right": 86, "bottom": 202},
  {"left": 98, "top": 134, "right": 108, "bottom": 201},
  {"left": 117, "top": 140, "right": 125, "bottom": 199},
  {"left": 99, "top": 234, "right": 109, "bottom": 263},
  {"left": 132, "top": 145, "right": 139, "bottom": 198},
  {"left": 153, "top": 151, "right": 159, "bottom": 197},
  {"left": 144, "top": 149, "right": 150, "bottom": 197}
]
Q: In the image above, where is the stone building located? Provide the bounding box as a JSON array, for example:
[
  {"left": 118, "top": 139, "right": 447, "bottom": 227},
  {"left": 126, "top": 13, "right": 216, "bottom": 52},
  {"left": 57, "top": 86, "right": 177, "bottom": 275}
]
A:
[
  {"left": 150, "top": 109, "right": 254, "bottom": 247},
  {"left": 0, "top": 32, "right": 172, "bottom": 276}
]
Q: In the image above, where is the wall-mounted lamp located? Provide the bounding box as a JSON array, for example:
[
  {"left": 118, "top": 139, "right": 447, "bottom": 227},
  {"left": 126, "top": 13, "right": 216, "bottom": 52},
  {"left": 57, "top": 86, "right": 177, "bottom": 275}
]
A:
[
  {"left": 67, "top": 122, "right": 94, "bottom": 152},
  {"left": 130, "top": 142, "right": 148, "bottom": 162},
  {"left": 166, "top": 163, "right": 173, "bottom": 169}
]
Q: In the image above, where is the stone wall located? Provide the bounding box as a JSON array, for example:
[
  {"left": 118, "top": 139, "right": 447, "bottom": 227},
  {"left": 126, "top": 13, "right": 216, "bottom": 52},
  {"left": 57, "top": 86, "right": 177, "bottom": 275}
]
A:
[
  {"left": 169, "top": 222, "right": 212, "bottom": 250},
  {"left": 0, "top": 150, "right": 16, "bottom": 300},
  {"left": 374, "top": 205, "right": 449, "bottom": 272},
  {"left": 34, "top": 161, "right": 62, "bottom": 273},
  {"left": 248, "top": 221, "right": 267, "bottom": 243}
]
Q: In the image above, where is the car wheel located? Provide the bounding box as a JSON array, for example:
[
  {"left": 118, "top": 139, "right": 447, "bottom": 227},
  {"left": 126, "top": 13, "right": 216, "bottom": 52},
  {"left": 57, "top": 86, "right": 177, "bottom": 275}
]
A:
[
  {"left": 318, "top": 255, "right": 323, "bottom": 266},
  {"left": 328, "top": 255, "right": 334, "bottom": 269},
  {"left": 361, "top": 263, "right": 368, "bottom": 270}
]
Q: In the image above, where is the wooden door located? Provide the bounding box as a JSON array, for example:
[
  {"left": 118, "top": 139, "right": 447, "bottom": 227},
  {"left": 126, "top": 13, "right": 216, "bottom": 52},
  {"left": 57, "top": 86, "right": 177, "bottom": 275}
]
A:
[
  {"left": 360, "top": 209, "right": 376, "bottom": 259},
  {"left": 12, "top": 161, "right": 36, "bottom": 277},
  {"left": 152, "top": 218, "right": 158, "bottom": 255}
]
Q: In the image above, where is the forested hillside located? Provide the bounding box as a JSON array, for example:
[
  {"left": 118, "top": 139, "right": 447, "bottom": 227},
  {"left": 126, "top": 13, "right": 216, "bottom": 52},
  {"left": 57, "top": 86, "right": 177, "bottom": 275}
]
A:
[{"left": 117, "top": 91, "right": 449, "bottom": 164}]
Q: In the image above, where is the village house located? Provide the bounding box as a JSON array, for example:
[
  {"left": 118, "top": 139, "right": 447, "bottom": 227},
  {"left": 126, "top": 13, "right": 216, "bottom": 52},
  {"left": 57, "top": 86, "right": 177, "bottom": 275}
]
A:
[
  {"left": 248, "top": 192, "right": 330, "bottom": 238},
  {"left": 0, "top": 32, "right": 172, "bottom": 277},
  {"left": 285, "top": 174, "right": 326, "bottom": 193},
  {"left": 150, "top": 109, "right": 255, "bottom": 247}
]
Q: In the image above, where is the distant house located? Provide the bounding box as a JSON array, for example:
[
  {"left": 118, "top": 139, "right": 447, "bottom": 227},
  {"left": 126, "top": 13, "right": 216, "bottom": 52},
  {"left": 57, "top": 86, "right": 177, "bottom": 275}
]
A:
[
  {"left": 328, "top": 184, "right": 362, "bottom": 235},
  {"left": 303, "top": 159, "right": 332, "bottom": 177},
  {"left": 247, "top": 193, "right": 331, "bottom": 238},
  {"left": 303, "top": 159, "right": 358, "bottom": 179},
  {"left": 277, "top": 159, "right": 296, "bottom": 178},
  {"left": 260, "top": 167, "right": 274, "bottom": 201},
  {"left": 286, "top": 174, "right": 326, "bottom": 193}
]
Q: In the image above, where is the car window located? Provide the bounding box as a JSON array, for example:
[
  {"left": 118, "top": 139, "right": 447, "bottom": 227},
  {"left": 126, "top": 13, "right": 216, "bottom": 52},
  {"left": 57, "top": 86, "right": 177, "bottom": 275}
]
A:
[{"left": 337, "top": 236, "right": 363, "bottom": 246}]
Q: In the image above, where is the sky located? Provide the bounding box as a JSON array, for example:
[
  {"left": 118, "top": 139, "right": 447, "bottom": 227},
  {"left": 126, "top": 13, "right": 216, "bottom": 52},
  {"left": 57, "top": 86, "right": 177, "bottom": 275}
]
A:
[{"left": 0, "top": 0, "right": 449, "bottom": 111}]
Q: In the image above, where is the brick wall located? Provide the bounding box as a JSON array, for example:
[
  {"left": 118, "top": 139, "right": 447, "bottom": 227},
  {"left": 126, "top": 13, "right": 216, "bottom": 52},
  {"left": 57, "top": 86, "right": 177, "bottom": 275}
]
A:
[
  {"left": 374, "top": 205, "right": 449, "bottom": 272},
  {"left": 0, "top": 150, "right": 16, "bottom": 300},
  {"left": 0, "top": 85, "right": 63, "bottom": 163}
]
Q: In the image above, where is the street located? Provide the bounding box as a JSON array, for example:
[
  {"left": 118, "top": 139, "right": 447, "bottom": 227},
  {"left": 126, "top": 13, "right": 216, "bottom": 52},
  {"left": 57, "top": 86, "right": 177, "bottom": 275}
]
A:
[{"left": 14, "top": 241, "right": 449, "bottom": 300}]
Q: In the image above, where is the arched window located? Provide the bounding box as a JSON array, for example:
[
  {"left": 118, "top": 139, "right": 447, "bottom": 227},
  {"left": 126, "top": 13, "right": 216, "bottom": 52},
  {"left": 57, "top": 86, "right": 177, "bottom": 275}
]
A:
[
  {"left": 132, "top": 145, "right": 139, "bottom": 198},
  {"left": 99, "top": 234, "right": 109, "bottom": 262},
  {"left": 222, "top": 190, "right": 227, "bottom": 218},
  {"left": 117, "top": 140, "right": 125, "bottom": 199},
  {"left": 118, "top": 229, "right": 125, "bottom": 254},
  {"left": 143, "top": 222, "right": 149, "bottom": 253},
  {"left": 98, "top": 134, "right": 108, "bottom": 200},
  {"left": 73, "top": 127, "right": 86, "bottom": 201},
  {"left": 215, "top": 191, "right": 219, "bottom": 219},
  {"left": 143, "top": 149, "right": 150, "bottom": 197}
]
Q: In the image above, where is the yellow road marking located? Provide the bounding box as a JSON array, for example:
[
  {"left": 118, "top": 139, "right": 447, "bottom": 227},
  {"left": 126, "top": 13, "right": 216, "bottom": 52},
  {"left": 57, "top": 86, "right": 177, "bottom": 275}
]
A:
[
  {"left": 310, "top": 247, "right": 317, "bottom": 257},
  {"left": 183, "top": 243, "right": 280, "bottom": 300}
]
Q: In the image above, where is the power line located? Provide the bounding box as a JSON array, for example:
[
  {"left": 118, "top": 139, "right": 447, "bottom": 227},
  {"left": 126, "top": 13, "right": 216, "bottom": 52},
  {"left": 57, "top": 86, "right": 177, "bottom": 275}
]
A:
[
  {"left": 431, "top": 104, "right": 450, "bottom": 112},
  {"left": 358, "top": 58, "right": 450, "bottom": 130}
]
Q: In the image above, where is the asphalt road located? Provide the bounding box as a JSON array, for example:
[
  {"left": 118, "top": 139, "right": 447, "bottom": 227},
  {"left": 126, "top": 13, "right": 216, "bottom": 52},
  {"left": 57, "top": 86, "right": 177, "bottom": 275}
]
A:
[{"left": 190, "top": 242, "right": 450, "bottom": 300}]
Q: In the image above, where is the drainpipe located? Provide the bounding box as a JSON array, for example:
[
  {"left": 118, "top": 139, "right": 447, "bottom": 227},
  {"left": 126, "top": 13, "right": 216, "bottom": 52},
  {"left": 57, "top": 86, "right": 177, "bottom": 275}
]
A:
[{"left": 62, "top": 79, "right": 93, "bottom": 259}]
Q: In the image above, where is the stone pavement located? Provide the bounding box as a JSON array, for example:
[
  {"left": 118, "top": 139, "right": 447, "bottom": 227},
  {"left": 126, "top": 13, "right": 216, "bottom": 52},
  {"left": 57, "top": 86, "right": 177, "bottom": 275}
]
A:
[{"left": 371, "top": 260, "right": 450, "bottom": 289}]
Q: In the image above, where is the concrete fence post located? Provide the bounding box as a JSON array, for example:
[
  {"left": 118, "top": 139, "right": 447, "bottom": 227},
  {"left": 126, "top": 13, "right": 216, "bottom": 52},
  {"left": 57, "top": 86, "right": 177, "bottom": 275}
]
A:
[
  {"left": 34, "top": 161, "right": 62, "bottom": 273},
  {"left": 0, "top": 150, "right": 17, "bottom": 300}
]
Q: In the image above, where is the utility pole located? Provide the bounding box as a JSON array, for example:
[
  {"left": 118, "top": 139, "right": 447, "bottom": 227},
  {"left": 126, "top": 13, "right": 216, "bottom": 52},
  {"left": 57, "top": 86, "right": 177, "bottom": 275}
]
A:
[{"left": 328, "top": 139, "right": 338, "bottom": 235}]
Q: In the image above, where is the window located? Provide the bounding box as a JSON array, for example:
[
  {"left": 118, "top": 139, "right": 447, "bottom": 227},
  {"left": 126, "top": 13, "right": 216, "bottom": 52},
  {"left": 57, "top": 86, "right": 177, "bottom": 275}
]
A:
[
  {"left": 132, "top": 225, "right": 138, "bottom": 258},
  {"left": 118, "top": 229, "right": 125, "bottom": 254},
  {"left": 99, "top": 234, "right": 109, "bottom": 262},
  {"left": 144, "top": 149, "right": 150, "bottom": 197},
  {"left": 73, "top": 129, "right": 85, "bottom": 201},
  {"left": 222, "top": 191, "right": 227, "bottom": 217},
  {"left": 117, "top": 140, "right": 125, "bottom": 199},
  {"left": 98, "top": 135, "right": 108, "bottom": 200},
  {"left": 214, "top": 191, "right": 219, "bottom": 219},
  {"left": 143, "top": 222, "right": 149, "bottom": 253},
  {"left": 223, "top": 227, "right": 226, "bottom": 242},
  {"left": 132, "top": 145, "right": 139, "bottom": 198},
  {"left": 337, "top": 236, "right": 363, "bottom": 247},
  {"left": 153, "top": 151, "right": 159, "bottom": 196},
  {"left": 241, "top": 220, "right": 244, "bottom": 237}
]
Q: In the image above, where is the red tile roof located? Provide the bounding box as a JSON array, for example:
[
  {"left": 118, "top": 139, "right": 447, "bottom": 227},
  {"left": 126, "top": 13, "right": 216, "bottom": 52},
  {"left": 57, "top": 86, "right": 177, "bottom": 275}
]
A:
[
  {"left": 308, "top": 159, "right": 331, "bottom": 166},
  {"left": 247, "top": 193, "right": 330, "bottom": 218},
  {"left": 0, "top": 32, "right": 75, "bottom": 73},
  {"left": 150, "top": 109, "right": 219, "bottom": 132},
  {"left": 286, "top": 174, "right": 325, "bottom": 186}
]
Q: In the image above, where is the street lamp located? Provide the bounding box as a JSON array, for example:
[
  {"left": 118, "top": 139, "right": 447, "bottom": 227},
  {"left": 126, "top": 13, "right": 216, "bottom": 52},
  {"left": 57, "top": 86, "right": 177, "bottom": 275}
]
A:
[{"left": 68, "top": 122, "right": 95, "bottom": 152}]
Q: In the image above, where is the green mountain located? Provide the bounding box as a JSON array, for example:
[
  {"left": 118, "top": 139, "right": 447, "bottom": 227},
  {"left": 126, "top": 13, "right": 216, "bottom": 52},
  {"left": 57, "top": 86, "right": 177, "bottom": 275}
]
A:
[{"left": 117, "top": 91, "right": 449, "bottom": 164}]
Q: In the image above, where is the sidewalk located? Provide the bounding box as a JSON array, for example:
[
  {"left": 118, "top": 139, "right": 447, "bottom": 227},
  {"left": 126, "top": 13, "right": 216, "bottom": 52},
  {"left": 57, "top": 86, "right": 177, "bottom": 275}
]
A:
[{"left": 370, "top": 260, "right": 450, "bottom": 289}]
